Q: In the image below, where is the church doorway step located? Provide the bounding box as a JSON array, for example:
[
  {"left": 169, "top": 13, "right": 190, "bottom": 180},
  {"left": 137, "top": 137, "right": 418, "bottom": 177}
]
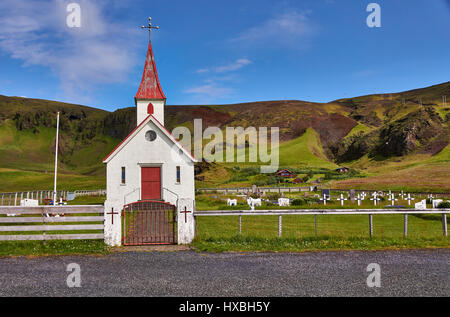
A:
[{"left": 122, "top": 200, "right": 176, "bottom": 245}]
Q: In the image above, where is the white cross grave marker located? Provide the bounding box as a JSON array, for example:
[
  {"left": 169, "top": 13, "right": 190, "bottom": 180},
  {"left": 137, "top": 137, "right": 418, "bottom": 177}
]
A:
[
  {"left": 405, "top": 193, "right": 414, "bottom": 206},
  {"left": 356, "top": 193, "right": 364, "bottom": 206},
  {"left": 388, "top": 193, "right": 397, "bottom": 206},
  {"left": 370, "top": 192, "right": 380, "bottom": 206},
  {"left": 336, "top": 193, "right": 348, "bottom": 206},
  {"left": 319, "top": 194, "right": 330, "bottom": 205}
]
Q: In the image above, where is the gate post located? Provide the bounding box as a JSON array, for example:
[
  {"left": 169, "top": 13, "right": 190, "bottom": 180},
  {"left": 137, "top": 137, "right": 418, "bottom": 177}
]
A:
[
  {"left": 104, "top": 201, "right": 122, "bottom": 246},
  {"left": 177, "top": 198, "right": 195, "bottom": 244}
]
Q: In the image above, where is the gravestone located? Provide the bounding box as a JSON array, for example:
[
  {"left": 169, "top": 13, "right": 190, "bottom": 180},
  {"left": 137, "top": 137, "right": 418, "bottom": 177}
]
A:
[
  {"left": 247, "top": 197, "right": 262, "bottom": 210},
  {"left": 321, "top": 189, "right": 330, "bottom": 199},
  {"left": 67, "top": 192, "right": 75, "bottom": 201},
  {"left": 20, "top": 199, "right": 39, "bottom": 207},
  {"left": 432, "top": 199, "right": 443, "bottom": 208},
  {"left": 337, "top": 193, "right": 348, "bottom": 206},
  {"left": 349, "top": 189, "right": 356, "bottom": 201},
  {"left": 415, "top": 199, "right": 427, "bottom": 209},
  {"left": 278, "top": 198, "right": 290, "bottom": 206}
]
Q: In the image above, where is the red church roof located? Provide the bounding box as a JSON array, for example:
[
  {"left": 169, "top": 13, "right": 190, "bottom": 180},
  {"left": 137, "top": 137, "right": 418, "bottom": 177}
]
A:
[{"left": 135, "top": 41, "right": 166, "bottom": 101}]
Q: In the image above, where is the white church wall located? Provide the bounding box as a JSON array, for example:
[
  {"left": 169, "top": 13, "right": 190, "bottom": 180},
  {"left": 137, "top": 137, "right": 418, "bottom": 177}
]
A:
[
  {"left": 104, "top": 119, "right": 195, "bottom": 246},
  {"left": 177, "top": 198, "right": 195, "bottom": 244},
  {"left": 136, "top": 99, "right": 165, "bottom": 125}
]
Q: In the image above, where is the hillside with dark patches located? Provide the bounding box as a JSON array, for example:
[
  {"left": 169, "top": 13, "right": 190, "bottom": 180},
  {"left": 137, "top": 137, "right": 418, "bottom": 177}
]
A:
[{"left": 0, "top": 81, "right": 448, "bottom": 192}]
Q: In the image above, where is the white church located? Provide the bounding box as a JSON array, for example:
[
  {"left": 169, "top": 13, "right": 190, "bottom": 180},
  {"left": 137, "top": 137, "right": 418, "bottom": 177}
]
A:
[{"left": 103, "top": 20, "right": 197, "bottom": 246}]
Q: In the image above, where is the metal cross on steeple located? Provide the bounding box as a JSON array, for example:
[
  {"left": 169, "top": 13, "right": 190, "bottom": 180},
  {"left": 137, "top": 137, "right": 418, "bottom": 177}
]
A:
[{"left": 141, "top": 17, "right": 159, "bottom": 41}]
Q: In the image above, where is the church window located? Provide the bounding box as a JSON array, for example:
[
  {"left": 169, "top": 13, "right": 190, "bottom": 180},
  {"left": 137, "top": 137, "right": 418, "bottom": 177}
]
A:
[
  {"left": 145, "top": 130, "right": 157, "bottom": 141},
  {"left": 121, "top": 167, "right": 126, "bottom": 184},
  {"left": 147, "top": 103, "right": 154, "bottom": 115},
  {"left": 176, "top": 166, "right": 181, "bottom": 183}
]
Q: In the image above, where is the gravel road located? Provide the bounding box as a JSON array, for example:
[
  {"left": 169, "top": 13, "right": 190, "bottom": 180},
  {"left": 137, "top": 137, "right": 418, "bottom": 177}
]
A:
[{"left": 0, "top": 249, "right": 448, "bottom": 296}]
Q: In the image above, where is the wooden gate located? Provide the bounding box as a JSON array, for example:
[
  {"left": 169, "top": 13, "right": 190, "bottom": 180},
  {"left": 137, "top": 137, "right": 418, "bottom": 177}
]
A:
[{"left": 122, "top": 200, "right": 176, "bottom": 245}]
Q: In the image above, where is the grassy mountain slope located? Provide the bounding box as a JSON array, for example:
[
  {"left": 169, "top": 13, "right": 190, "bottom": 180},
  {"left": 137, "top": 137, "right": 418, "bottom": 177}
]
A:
[
  {"left": 0, "top": 81, "right": 448, "bottom": 191},
  {"left": 278, "top": 128, "right": 337, "bottom": 168}
]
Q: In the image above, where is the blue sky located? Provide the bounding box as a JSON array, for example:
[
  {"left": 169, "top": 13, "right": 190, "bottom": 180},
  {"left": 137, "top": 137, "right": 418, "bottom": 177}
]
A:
[{"left": 0, "top": 0, "right": 449, "bottom": 111}]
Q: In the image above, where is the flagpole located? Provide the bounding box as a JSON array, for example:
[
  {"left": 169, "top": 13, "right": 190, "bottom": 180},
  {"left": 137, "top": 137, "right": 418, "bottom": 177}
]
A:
[{"left": 53, "top": 112, "right": 60, "bottom": 205}]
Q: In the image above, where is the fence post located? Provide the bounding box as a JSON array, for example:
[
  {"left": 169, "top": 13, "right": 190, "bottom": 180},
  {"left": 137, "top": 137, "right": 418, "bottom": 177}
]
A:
[
  {"left": 315, "top": 215, "right": 318, "bottom": 237},
  {"left": 278, "top": 215, "right": 282, "bottom": 237},
  {"left": 239, "top": 215, "right": 242, "bottom": 234},
  {"left": 369, "top": 214, "right": 373, "bottom": 238},
  {"left": 14, "top": 193, "right": 17, "bottom": 206},
  {"left": 42, "top": 208, "right": 46, "bottom": 243},
  {"left": 404, "top": 214, "right": 408, "bottom": 238},
  {"left": 443, "top": 214, "right": 448, "bottom": 237}
]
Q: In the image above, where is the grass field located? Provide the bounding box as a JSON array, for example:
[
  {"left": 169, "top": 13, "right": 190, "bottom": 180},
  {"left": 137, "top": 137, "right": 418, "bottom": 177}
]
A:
[
  {"left": 192, "top": 236, "right": 448, "bottom": 252},
  {"left": 0, "top": 168, "right": 105, "bottom": 192},
  {"left": 194, "top": 190, "right": 449, "bottom": 251},
  {"left": 193, "top": 213, "right": 448, "bottom": 252},
  {"left": 0, "top": 196, "right": 448, "bottom": 255},
  {"left": 0, "top": 240, "right": 109, "bottom": 257},
  {"left": 0, "top": 119, "right": 112, "bottom": 192}
]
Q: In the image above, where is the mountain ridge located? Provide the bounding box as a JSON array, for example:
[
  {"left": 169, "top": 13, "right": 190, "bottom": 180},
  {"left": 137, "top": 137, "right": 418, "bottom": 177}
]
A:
[{"left": 0, "top": 81, "right": 448, "bottom": 191}]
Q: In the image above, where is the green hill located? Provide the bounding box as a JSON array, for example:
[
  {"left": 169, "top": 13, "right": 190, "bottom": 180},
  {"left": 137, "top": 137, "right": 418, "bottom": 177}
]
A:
[{"left": 0, "top": 81, "right": 448, "bottom": 192}]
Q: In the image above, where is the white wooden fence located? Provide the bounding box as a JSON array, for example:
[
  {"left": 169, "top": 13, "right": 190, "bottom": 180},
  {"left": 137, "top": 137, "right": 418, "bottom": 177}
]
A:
[
  {"left": 198, "top": 187, "right": 312, "bottom": 194},
  {"left": 74, "top": 189, "right": 106, "bottom": 197},
  {"left": 195, "top": 209, "right": 449, "bottom": 238},
  {"left": 197, "top": 187, "right": 450, "bottom": 198},
  {"left": 0, "top": 205, "right": 104, "bottom": 241},
  {"left": 0, "top": 189, "right": 106, "bottom": 206}
]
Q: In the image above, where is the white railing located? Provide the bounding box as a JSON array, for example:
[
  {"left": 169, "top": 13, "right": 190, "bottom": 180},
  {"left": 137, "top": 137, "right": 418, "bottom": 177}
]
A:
[
  {"left": 194, "top": 209, "right": 449, "bottom": 238},
  {"left": 0, "top": 189, "right": 106, "bottom": 206},
  {"left": 74, "top": 189, "right": 106, "bottom": 197},
  {"left": 0, "top": 205, "right": 104, "bottom": 241}
]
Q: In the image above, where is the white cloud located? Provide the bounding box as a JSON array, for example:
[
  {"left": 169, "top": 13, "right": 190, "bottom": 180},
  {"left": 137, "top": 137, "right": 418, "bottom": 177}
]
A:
[
  {"left": 184, "top": 84, "right": 233, "bottom": 100},
  {"left": 214, "top": 58, "right": 251, "bottom": 73},
  {"left": 196, "top": 58, "right": 251, "bottom": 74},
  {"left": 230, "top": 11, "right": 317, "bottom": 49},
  {"left": 187, "top": 58, "right": 250, "bottom": 102},
  {"left": 0, "top": 0, "right": 140, "bottom": 103}
]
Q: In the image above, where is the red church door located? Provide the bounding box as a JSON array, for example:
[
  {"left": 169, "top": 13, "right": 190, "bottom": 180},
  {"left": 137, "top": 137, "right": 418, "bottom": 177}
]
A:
[{"left": 141, "top": 167, "right": 161, "bottom": 200}]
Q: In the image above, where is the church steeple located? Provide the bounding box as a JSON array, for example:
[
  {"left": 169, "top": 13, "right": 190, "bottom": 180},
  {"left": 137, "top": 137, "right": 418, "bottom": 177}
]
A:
[
  {"left": 135, "top": 17, "right": 166, "bottom": 125},
  {"left": 135, "top": 40, "right": 166, "bottom": 101}
]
